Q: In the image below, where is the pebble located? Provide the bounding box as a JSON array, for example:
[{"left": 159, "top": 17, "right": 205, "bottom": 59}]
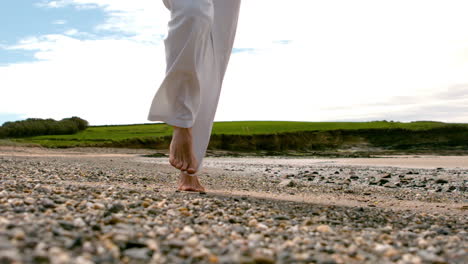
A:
[
  {"left": 417, "top": 250, "right": 445, "bottom": 263},
  {"left": 248, "top": 219, "right": 258, "bottom": 227},
  {"left": 73, "top": 217, "right": 86, "bottom": 227},
  {"left": 252, "top": 253, "right": 275, "bottom": 264},
  {"left": 41, "top": 198, "right": 56, "bottom": 208},
  {"left": 108, "top": 202, "right": 125, "bottom": 213},
  {"left": 316, "top": 225, "right": 332, "bottom": 233},
  {"left": 273, "top": 215, "right": 290, "bottom": 221},
  {"left": 93, "top": 202, "right": 105, "bottom": 210},
  {"left": 123, "top": 248, "right": 151, "bottom": 260},
  {"left": 24, "top": 197, "right": 36, "bottom": 205},
  {"left": 186, "top": 236, "right": 199, "bottom": 247},
  {"left": 182, "top": 226, "right": 195, "bottom": 234},
  {"left": 278, "top": 179, "right": 296, "bottom": 187},
  {"left": 168, "top": 240, "right": 185, "bottom": 249}
]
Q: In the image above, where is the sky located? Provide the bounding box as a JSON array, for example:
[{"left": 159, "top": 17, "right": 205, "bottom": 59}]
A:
[{"left": 1, "top": 0, "right": 467, "bottom": 126}]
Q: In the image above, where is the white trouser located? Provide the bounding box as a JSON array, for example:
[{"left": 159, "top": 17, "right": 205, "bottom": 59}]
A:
[{"left": 148, "top": 0, "right": 241, "bottom": 171}]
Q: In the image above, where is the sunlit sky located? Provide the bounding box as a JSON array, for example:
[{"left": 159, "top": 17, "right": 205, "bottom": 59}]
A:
[{"left": 1, "top": 0, "right": 467, "bottom": 125}]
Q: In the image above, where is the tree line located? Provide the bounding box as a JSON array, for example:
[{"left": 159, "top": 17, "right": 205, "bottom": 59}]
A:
[{"left": 0, "top": 117, "right": 88, "bottom": 138}]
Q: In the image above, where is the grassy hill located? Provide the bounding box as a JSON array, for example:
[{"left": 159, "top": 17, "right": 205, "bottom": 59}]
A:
[{"left": 7, "top": 121, "right": 468, "bottom": 155}]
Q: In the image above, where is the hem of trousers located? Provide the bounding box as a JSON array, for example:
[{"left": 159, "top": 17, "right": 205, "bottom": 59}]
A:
[{"left": 147, "top": 115, "right": 194, "bottom": 128}]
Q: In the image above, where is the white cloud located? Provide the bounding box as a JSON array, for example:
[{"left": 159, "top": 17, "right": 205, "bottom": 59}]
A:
[
  {"left": 2, "top": 0, "right": 468, "bottom": 125},
  {"left": 216, "top": 0, "right": 468, "bottom": 123}
]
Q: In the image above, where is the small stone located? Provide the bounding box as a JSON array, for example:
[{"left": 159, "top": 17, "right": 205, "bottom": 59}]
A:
[
  {"left": 58, "top": 220, "right": 75, "bottom": 231},
  {"left": 93, "top": 203, "right": 105, "bottom": 210},
  {"left": 402, "top": 254, "right": 422, "bottom": 264},
  {"left": 247, "top": 233, "right": 263, "bottom": 241},
  {"left": 146, "top": 239, "right": 159, "bottom": 251},
  {"left": 82, "top": 241, "right": 94, "bottom": 253},
  {"left": 417, "top": 238, "right": 429, "bottom": 248},
  {"left": 273, "top": 215, "right": 290, "bottom": 221},
  {"left": 248, "top": 219, "right": 258, "bottom": 227},
  {"left": 0, "top": 217, "right": 10, "bottom": 225},
  {"left": 435, "top": 179, "right": 448, "bottom": 184},
  {"left": 378, "top": 179, "right": 390, "bottom": 185},
  {"left": 103, "top": 216, "right": 123, "bottom": 225},
  {"left": 182, "top": 226, "right": 195, "bottom": 234},
  {"left": 0, "top": 248, "right": 21, "bottom": 263},
  {"left": 208, "top": 255, "right": 219, "bottom": 263},
  {"left": 24, "top": 197, "right": 36, "bottom": 205},
  {"left": 435, "top": 228, "right": 451, "bottom": 235},
  {"left": 74, "top": 256, "right": 94, "bottom": 264},
  {"left": 418, "top": 250, "right": 443, "bottom": 263},
  {"left": 375, "top": 244, "right": 392, "bottom": 254},
  {"left": 239, "top": 256, "right": 255, "bottom": 264},
  {"left": 123, "top": 248, "right": 151, "bottom": 260},
  {"left": 316, "top": 225, "right": 332, "bottom": 233},
  {"left": 168, "top": 240, "right": 185, "bottom": 249},
  {"left": 41, "top": 198, "right": 56, "bottom": 208},
  {"left": 383, "top": 247, "right": 399, "bottom": 258},
  {"left": 186, "top": 236, "right": 199, "bottom": 247},
  {"left": 108, "top": 202, "right": 125, "bottom": 213},
  {"left": 73, "top": 218, "right": 86, "bottom": 228},
  {"left": 13, "top": 229, "right": 26, "bottom": 240},
  {"left": 253, "top": 253, "right": 275, "bottom": 264},
  {"left": 48, "top": 247, "right": 71, "bottom": 264},
  {"left": 278, "top": 179, "right": 295, "bottom": 187}
]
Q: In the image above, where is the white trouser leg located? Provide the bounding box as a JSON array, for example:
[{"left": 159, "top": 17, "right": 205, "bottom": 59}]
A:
[{"left": 148, "top": 0, "right": 241, "bottom": 171}]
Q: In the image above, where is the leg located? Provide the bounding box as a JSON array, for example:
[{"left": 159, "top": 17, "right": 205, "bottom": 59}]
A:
[
  {"left": 177, "top": 1, "right": 241, "bottom": 195},
  {"left": 150, "top": 0, "right": 215, "bottom": 177},
  {"left": 148, "top": 0, "right": 215, "bottom": 128},
  {"left": 148, "top": 0, "right": 241, "bottom": 191},
  {"left": 188, "top": 0, "right": 242, "bottom": 172}
]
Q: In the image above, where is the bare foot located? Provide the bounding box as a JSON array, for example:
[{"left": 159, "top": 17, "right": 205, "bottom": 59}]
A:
[
  {"left": 169, "top": 126, "right": 198, "bottom": 174},
  {"left": 178, "top": 172, "right": 205, "bottom": 192}
]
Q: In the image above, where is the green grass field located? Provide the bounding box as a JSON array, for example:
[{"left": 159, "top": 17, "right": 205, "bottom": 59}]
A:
[{"left": 9, "top": 121, "right": 468, "bottom": 149}]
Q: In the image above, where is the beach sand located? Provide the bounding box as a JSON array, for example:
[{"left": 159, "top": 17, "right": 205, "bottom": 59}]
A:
[{"left": 0, "top": 146, "right": 466, "bottom": 263}]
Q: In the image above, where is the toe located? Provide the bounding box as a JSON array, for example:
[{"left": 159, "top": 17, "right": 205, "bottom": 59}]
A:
[
  {"left": 175, "top": 161, "right": 183, "bottom": 169},
  {"left": 169, "top": 157, "right": 176, "bottom": 166},
  {"left": 187, "top": 166, "right": 196, "bottom": 175},
  {"left": 181, "top": 162, "right": 189, "bottom": 171}
]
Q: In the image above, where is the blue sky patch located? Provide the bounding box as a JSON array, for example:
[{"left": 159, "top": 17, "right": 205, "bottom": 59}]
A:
[
  {"left": 0, "top": 0, "right": 107, "bottom": 65},
  {"left": 0, "top": 49, "right": 38, "bottom": 67}
]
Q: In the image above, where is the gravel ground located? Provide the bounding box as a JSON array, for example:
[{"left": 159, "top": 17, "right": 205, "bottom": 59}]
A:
[{"left": 0, "top": 147, "right": 466, "bottom": 264}]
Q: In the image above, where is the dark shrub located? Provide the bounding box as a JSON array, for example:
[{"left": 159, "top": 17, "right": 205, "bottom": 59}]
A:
[{"left": 0, "top": 117, "right": 89, "bottom": 138}]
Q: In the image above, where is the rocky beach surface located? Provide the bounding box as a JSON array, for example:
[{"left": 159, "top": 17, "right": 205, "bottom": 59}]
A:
[{"left": 0, "top": 146, "right": 466, "bottom": 264}]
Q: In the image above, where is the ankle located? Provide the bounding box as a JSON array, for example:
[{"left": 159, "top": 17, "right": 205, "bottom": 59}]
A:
[
  {"left": 180, "top": 171, "right": 197, "bottom": 178},
  {"left": 173, "top": 126, "right": 192, "bottom": 133}
]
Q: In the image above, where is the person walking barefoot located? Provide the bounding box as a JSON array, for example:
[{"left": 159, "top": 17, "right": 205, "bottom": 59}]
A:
[{"left": 148, "top": 0, "right": 241, "bottom": 192}]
